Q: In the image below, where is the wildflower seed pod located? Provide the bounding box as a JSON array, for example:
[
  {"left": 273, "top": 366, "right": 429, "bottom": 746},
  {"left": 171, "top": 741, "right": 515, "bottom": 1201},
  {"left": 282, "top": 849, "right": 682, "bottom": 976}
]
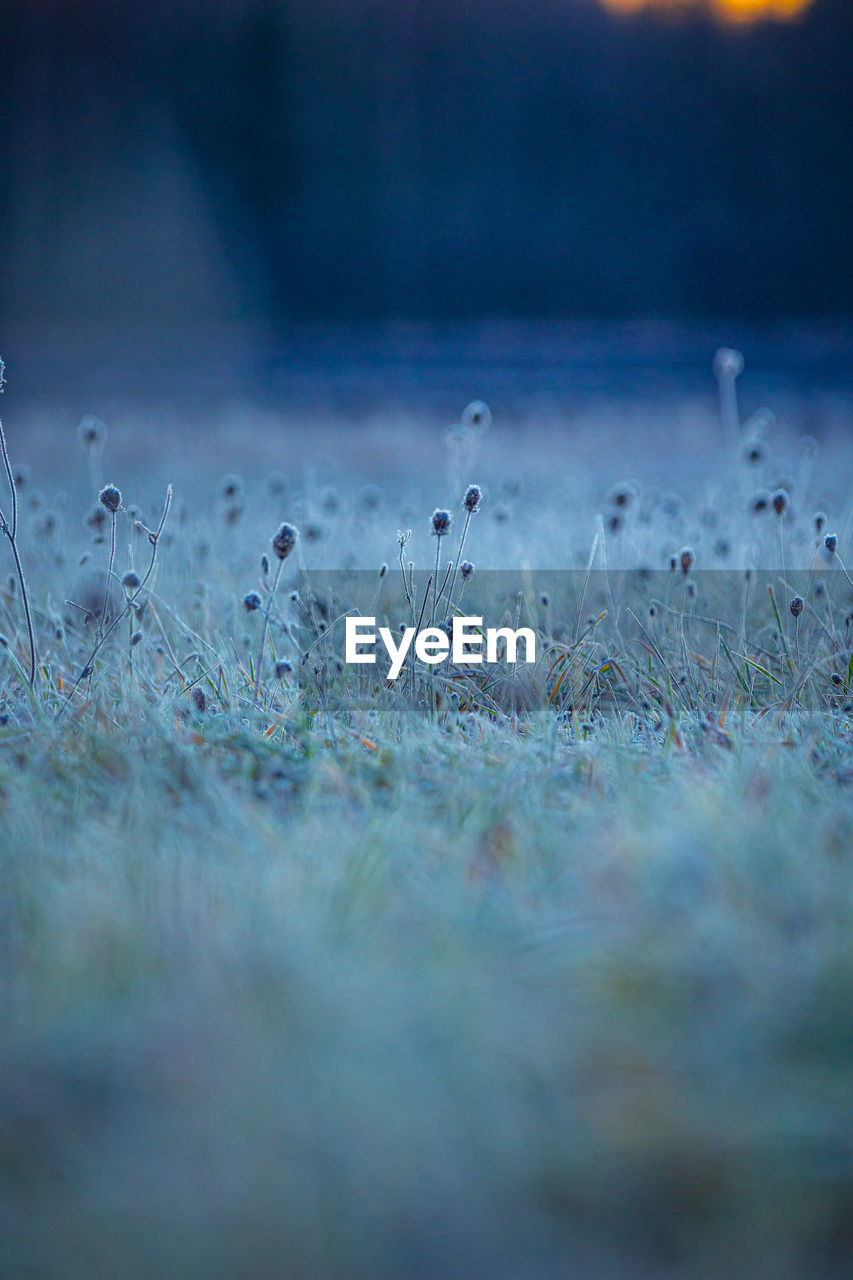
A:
[
  {"left": 607, "top": 481, "right": 637, "bottom": 509},
  {"left": 190, "top": 687, "right": 207, "bottom": 713},
  {"left": 85, "top": 505, "right": 108, "bottom": 533},
  {"left": 463, "top": 484, "right": 482, "bottom": 513},
  {"left": 431, "top": 509, "right": 452, "bottom": 537},
  {"left": 244, "top": 591, "right": 263, "bottom": 612},
  {"left": 99, "top": 484, "right": 122, "bottom": 513},
  {"left": 121, "top": 570, "right": 141, "bottom": 591},
  {"left": 713, "top": 347, "right": 744, "bottom": 380},
  {"left": 221, "top": 474, "right": 243, "bottom": 500},
  {"left": 272, "top": 522, "right": 298, "bottom": 561},
  {"left": 77, "top": 415, "right": 107, "bottom": 450},
  {"left": 274, "top": 660, "right": 293, "bottom": 679},
  {"left": 742, "top": 438, "right": 765, "bottom": 466},
  {"left": 679, "top": 546, "right": 694, "bottom": 574},
  {"left": 460, "top": 560, "right": 474, "bottom": 580},
  {"left": 461, "top": 400, "right": 492, "bottom": 431},
  {"left": 825, "top": 533, "right": 838, "bottom": 554},
  {"left": 771, "top": 488, "right": 789, "bottom": 516},
  {"left": 359, "top": 484, "right": 382, "bottom": 513},
  {"left": 790, "top": 596, "right": 804, "bottom": 618},
  {"left": 751, "top": 491, "right": 770, "bottom": 513},
  {"left": 814, "top": 512, "right": 827, "bottom": 535}
]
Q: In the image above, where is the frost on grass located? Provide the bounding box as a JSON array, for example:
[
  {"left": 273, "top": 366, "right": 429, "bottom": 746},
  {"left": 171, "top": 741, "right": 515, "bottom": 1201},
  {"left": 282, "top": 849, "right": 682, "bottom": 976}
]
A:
[{"left": 1, "top": 359, "right": 853, "bottom": 1278}]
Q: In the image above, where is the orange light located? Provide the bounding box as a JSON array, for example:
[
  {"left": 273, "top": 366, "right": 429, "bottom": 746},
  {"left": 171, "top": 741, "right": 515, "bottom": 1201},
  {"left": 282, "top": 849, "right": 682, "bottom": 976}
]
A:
[{"left": 600, "top": 0, "right": 814, "bottom": 22}]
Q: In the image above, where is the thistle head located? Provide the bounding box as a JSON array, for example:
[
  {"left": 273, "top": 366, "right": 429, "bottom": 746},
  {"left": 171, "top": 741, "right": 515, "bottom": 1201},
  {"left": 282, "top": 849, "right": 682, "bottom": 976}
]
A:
[
  {"left": 463, "top": 484, "right": 482, "bottom": 513},
  {"left": 771, "top": 488, "right": 789, "bottom": 516},
  {"left": 272, "top": 522, "right": 298, "bottom": 561},
  {"left": 608, "top": 481, "right": 637, "bottom": 509},
  {"left": 431, "top": 509, "right": 452, "bottom": 538},
  {"left": 825, "top": 532, "right": 838, "bottom": 555},
  {"left": 77, "top": 415, "right": 108, "bottom": 450},
  {"left": 679, "top": 546, "right": 694, "bottom": 574},
  {"left": 713, "top": 347, "right": 744, "bottom": 380},
  {"left": 461, "top": 400, "right": 492, "bottom": 431},
  {"left": 789, "top": 596, "right": 804, "bottom": 619},
  {"left": 244, "top": 591, "right": 263, "bottom": 612},
  {"left": 98, "top": 484, "right": 122, "bottom": 514},
  {"left": 460, "top": 560, "right": 474, "bottom": 580}
]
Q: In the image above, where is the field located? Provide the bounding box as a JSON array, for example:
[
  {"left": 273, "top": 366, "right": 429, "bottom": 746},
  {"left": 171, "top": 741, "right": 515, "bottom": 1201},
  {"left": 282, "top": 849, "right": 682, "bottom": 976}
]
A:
[{"left": 2, "top": 332, "right": 853, "bottom": 1279}]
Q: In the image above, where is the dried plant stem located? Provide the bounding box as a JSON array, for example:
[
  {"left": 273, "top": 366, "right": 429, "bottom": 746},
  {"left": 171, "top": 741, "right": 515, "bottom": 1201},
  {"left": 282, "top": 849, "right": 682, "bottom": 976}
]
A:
[
  {"left": 0, "top": 415, "right": 36, "bottom": 685},
  {"left": 255, "top": 558, "right": 284, "bottom": 704},
  {"left": 446, "top": 508, "right": 473, "bottom": 609},
  {"left": 59, "top": 485, "right": 172, "bottom": 714}
]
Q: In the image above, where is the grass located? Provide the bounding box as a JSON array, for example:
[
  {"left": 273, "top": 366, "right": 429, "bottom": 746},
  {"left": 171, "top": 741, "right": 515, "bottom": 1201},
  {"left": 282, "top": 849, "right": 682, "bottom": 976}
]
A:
[{"left": 1, "top": 355, "right": 853, "bottom": 1278}]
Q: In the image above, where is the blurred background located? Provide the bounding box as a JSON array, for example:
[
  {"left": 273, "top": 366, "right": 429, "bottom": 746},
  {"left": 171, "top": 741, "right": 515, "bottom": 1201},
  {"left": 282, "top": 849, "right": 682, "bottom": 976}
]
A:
[{"left": 0, "top": 0, "right": 850, "bottom": 419}]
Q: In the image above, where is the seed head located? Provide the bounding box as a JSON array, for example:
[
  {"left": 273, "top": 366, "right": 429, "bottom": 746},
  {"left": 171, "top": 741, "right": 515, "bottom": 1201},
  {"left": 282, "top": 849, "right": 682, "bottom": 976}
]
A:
[
  {"left": 771, "top": 488, "right": 789, "bottom": 516},
  {"left": 461, "top": 400, "right": 492, "bottom": 431},
  {"left": 121, "top": 570, "right": 141, "bottom": 591},
  {"left": 272, "top": 522, "right": 298, "bottom": 560},
  {"left": 679, "top": 546, "right": 694, "bottom": 574},
  {"left": 463, "top": 484, "right": 482, "bottom": 513},
  {"left": 431, "top": 509, "right": 452, "bottom": 537},
  {"left": 460, "top": 560, "right": 474, "bottom": 580},
  {"left": 789, "top": 596, "right": 804, "bottom": 619},
  {"left": 244, "top": 591, "right": 263, "bottom": 612},
  {"left": 190, "top": 687, "right": 207, "bottom": 713},
  {"left": 275, "top": 660, "right": 293, "bottom": 679},
  {"left": 99, "top": 484, "right": 122, "bottom": 513},
  {"left": 77, "top": 415, "right": 107, "bottom": 450},
  {"left": 221, "top": 474, "right": 243, "bottom": 500},
  {"left": 85, "top": 504, "right": 108, "bottom": 533},
  {"left": 750, "top": 491, "right": 770, "bottom": 514},
  {"left": 825, "top": 533, "right": 838, "bottom": 555},
  {"left": 608, "top": 481, "right": 637, "bottom": 509},
  {"left": 814, "top": 512, "right": 827, "bottom": 535},
  {"left": 742, "top": 438, "right": 765, "bottom": 466},
  {"left": 359, "top": 484, "right": 382, "bottom": 513},
  {"left": 713, "top": 347, "right": 744, "bottom": 380}
]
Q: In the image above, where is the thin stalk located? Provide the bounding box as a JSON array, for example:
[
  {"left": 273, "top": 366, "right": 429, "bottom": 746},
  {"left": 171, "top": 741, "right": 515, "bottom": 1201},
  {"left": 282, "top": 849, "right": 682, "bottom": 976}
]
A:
[
  {"left": 255, "top": 558, "right": 284, "bottom": 704},
  {"left": 0, "top": 415, "right": 36, "bottom": 685},
  {"left": 446, "top": 508, "right": 472, "bottom": 610}
]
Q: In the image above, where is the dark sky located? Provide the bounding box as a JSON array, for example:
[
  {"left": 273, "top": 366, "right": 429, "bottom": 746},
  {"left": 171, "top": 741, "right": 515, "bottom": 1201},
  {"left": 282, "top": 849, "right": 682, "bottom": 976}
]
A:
[{"left": 1, "top": 0, "right": 851, "bottom": 329}]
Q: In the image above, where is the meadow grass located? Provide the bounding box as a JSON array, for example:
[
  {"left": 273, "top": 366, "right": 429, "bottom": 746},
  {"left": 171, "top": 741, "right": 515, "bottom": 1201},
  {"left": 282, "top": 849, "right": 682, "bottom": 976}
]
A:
[{"left": 1, "top": 355, "right": 853, "bottom": 1278}]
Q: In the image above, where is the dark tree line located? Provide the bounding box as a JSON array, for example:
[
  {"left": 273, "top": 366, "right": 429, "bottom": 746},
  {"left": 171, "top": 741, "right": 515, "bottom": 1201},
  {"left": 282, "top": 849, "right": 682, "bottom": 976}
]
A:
[{"left": 1, "top": 0, "right": 851, "bottom": 326}]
